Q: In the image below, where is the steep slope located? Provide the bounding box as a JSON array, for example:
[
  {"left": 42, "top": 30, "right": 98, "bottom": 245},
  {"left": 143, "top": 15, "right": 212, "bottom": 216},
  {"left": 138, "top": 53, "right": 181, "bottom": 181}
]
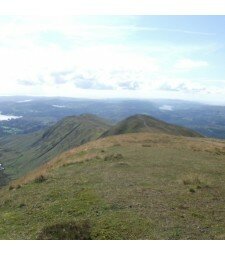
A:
[
  {"left": 0, "top": 114, "right": 110, "bottom": 178},
  {"left": 1, "top": 133, "right": 225, "bottom": 239},
  {"left": 101, "top": 114, "right": 202, "bottom": 138}
]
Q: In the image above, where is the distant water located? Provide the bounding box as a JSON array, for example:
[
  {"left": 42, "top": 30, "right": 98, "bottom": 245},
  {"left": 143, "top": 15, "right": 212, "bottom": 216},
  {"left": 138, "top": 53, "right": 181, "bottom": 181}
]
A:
[
  {"left": 17, "top": 99, "right": 32, "bottom": 103},
  {"left": 52, "top": 105, "right": 66, "bottom": 108},
  {"left": 159, "top": 105, "right": 173, "bottom": 111},
  {"left": 0, "top": 112, "right": 22, "bottom": 121}
]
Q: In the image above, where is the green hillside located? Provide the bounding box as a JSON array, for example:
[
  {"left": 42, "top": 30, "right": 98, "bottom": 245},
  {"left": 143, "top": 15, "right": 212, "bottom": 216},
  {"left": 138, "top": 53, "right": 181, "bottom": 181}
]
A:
[
  {"left": 0, "top": 132, "right": 225, "bottom": 239},
  {"left": 101, "top": 114, "right": 202, "bottom": 138},
  {"left": 0, "top": 114, "right": 110, "bottom": 179},
  {"left": 0, "top": 113, "right": 202, "bottom": 181}
]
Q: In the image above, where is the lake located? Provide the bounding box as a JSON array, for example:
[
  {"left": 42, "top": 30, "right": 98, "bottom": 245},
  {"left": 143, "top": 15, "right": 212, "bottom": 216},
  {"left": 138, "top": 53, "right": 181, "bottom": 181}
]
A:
[{"left": 0, "top": 112, "right": 22, "bottom": 121}]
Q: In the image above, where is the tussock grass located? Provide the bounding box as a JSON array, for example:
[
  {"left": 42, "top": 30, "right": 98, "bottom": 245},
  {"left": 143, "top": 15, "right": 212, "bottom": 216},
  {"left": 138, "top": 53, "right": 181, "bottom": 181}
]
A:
[
  {"left": 104, "top": 153, "right": 123, "bottom": 161},
  {"left": 113, "top": 162, "right": 130, "bottom": 167},
  {"left": 38, "top": 221, "right": 91, "bottom": 240},
  {"left": 9, "top": 184, "right": 21, "bottom": 190},
  {"left": 189, "top": 188, "right": 196, "bottom": 193},
  {"left": 34, "top": 175, "right": 47, "bottom": 183},
  {"left": 182, "top": 175, "right": 202, "bottom": 185},
  {"left": 181, "top": 173, "right": 210, "bottom": 188},
  {"left": 142, "top": 144, "right": 152, "bottom": 147}
]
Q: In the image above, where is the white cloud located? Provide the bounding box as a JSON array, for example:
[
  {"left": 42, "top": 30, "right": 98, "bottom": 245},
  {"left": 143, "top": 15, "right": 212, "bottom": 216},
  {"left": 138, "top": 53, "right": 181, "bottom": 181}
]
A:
[
  {"left": 174, "top": 59, "right": 209, "bottom": 71},
  {"left": 0, "top": 39, "right": 161, "bottom": 95},
  {"left": 0, "top": 0, "right": 224, "bottom": 15},
  {"left": 158, "top": 79, "right": 209, "bottom": 93},
  {"left": 0, "top": 16, "right": 224, "bottom": 104}
]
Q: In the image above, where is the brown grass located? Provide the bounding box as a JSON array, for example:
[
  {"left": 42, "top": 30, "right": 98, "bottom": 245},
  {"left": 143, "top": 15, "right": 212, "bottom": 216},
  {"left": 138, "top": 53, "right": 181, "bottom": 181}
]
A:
[
  {"left": 181, "top": 173, "right": 210, "bottom": 189},
  {"left": 182, "top": 175, "right": 202, "bottom": 185},
  {"left": 8, "top": 132, "right": 225, "bottom": 188}
]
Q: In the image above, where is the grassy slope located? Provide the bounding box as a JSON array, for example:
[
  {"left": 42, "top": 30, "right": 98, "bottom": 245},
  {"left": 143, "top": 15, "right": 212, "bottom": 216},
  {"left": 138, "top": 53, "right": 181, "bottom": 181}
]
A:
[
  {"left": 0, "top": 133, "right": 225, "bottom": 239},
  {"left": 101, "top": 114, "right": 202, "bottom": 138},
  {"left": 0, "top": 113, "right": 202, "bottom": 180},
  {"left": 0, "top": 114, "right": 110, "bottom": 178}
]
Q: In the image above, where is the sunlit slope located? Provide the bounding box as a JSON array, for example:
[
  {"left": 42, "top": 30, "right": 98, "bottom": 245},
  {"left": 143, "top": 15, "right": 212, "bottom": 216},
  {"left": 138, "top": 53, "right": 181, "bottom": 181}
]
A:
[
  {"left": 0, "top": 114, "right": 110, "bottom": 178},
  {"left": 101, "top": 114, "right": 202, "bottom": 138},
  {"left": 1, "top": 133, "right": 225, "bottom": 239}
]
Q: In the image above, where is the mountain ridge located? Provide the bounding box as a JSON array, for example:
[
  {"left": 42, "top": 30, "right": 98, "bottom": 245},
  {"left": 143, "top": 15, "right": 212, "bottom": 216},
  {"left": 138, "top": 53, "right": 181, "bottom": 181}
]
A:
[
  {"left": 0, "top": 114, "right": 111, "bottom": 179},
  {"left": 101, "top": 114, "right": 202, "bottom": 138}
]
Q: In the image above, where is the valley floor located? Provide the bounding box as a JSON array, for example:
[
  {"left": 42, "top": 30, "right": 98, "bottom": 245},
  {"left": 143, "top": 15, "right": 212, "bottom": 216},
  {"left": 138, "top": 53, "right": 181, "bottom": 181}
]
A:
[{"left": 0, "top": 133, "right": 225, "bottom": 239}]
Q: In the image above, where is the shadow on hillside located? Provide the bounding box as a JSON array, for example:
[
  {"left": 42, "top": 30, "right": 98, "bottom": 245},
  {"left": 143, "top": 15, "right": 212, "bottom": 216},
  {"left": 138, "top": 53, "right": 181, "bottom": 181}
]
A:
[{"left": 0, "top": 171, "right": 11, "bottom": 188}]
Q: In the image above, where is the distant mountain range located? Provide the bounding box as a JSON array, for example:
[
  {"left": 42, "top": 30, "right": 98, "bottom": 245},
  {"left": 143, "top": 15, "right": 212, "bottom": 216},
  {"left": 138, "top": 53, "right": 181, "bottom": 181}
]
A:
[{"left": 1, "top": 97, "right": 225, "bottom": 138}]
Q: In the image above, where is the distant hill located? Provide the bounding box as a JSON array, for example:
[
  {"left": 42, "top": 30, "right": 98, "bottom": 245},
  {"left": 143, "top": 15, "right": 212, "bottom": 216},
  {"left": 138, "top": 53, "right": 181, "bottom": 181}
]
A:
[
  {"left": 0, "top": 114, "right": 110, "bottom": 178},
  {"left": 101, "top": 114, "right": 202, "bottom": 138}
]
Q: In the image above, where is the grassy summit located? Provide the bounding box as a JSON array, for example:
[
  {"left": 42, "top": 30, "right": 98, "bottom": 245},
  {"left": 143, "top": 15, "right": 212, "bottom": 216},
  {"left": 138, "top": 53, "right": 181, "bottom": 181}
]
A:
[{"left": 0, "top": 132, "right": 225, "bottom": 239}]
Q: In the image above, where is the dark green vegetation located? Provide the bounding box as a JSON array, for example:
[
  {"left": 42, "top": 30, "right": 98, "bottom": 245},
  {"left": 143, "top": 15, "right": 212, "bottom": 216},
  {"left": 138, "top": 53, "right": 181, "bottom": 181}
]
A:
[
  {"left": 1, "top": 96, "right": 225, "bottom": 138},
  {"left": 101, "top": 114, "right": 202, "bottom": 138},
  {"left": 0, "top": 114, "right": 110, "bottom": 178},
  {"left": 0, "top": 172, "right": 10, "bottom": 187},
  {"left": 38, "top": 221, "right": 91, "bottom": 240},
  {"left": 0, "top": 133, "right": 225, "bottom": 239}
]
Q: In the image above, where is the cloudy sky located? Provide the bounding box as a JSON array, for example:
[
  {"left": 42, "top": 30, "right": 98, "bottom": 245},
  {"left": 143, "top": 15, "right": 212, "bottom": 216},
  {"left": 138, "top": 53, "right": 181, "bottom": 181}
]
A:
[{"left": 0, "top": 15, "right": 225, "bottom": 104}]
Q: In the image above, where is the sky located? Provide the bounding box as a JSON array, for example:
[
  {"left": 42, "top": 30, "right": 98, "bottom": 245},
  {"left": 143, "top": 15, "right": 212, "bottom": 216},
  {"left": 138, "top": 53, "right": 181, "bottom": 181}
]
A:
[{"left": 0, "top": 15, "right": 225, "bottom": 104}]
